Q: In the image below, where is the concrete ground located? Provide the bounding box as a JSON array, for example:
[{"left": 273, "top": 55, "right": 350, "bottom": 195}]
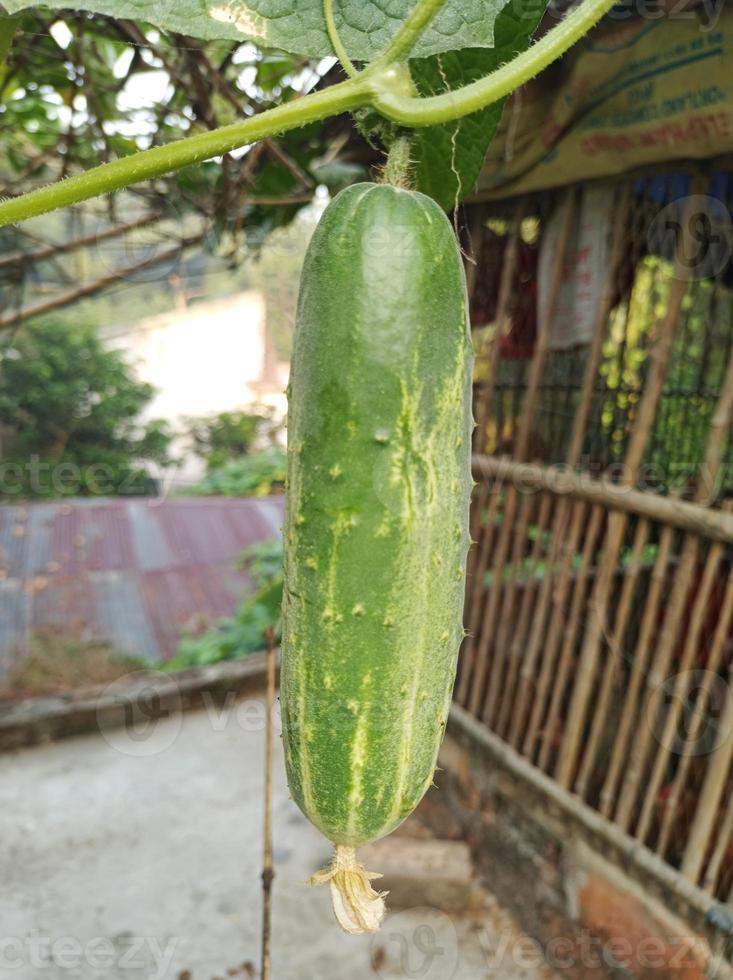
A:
[{"left": 0, "top": 695, "right": 561, "bottom": 980}]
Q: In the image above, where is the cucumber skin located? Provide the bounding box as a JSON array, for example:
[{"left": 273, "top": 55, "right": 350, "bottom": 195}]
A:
[{"left": 281, "top": 182, "right": 473, "bottom": 848}]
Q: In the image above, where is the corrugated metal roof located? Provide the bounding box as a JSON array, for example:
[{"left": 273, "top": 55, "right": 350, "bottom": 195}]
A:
[{"left": 0, "top": 496, "right": 284, "bottom": 670}]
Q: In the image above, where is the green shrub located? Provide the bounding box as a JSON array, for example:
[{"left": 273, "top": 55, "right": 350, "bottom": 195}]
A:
[
  {"left": 185, "top": 407, "right": 283, "bottom": 471},
  {"left": 191, "top": 447, "right": 286, "bottom": 497},
  {"left": 166, "top": 537, "right": 283, "bottom": 669}
]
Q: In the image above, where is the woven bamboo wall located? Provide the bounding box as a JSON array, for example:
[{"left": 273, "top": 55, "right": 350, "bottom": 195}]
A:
[{"left": 460, "top": 172, "right": 733, "bottom": 909}]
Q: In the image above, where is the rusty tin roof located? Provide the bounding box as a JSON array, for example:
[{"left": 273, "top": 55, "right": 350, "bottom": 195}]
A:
[{"left": 0, "top": 496, "right": 284, "bottom": 668}]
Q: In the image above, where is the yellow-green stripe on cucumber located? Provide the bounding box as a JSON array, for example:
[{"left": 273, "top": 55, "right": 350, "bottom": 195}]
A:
[{"left": 281, "top": 182, "right": 473, "bottom": 933}]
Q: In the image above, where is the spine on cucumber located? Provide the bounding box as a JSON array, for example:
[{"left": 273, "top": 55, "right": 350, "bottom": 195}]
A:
[{"left": 281, "top": 181, "right": 473, "bottom": 933}]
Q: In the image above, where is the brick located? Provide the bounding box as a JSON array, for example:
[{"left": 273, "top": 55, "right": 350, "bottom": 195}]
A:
[
  {"left": 577, "top": 874, "right": 708, "bottom": 979},
  {"left": 360, "top": 837, "right": 474, "bottom": 912}
]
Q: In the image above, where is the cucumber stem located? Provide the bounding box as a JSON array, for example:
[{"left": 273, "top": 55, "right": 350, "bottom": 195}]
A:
[
  {"left": 309, "top": 845, "right": 386, "bottom": 934},
  {"left": 382, "top": 136, "right": 413, "bottom": 189}
]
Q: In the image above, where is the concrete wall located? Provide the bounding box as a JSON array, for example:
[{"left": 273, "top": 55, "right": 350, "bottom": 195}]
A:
[{"left": 105, "top": 291, "right": 288, "bottom": 487}]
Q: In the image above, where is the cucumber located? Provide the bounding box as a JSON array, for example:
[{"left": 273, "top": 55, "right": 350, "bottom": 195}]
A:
[{"left": 281, "top": 181, "right": 473, "bottom": 933}]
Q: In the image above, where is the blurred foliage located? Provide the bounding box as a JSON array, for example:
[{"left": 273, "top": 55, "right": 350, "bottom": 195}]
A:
[
  {"left": 167, "top": 536, "right": 283, "bottom": 669},
  {"left": 0, "top": 317, "right": 171, "bottom": 497},
  {"left": 0, "top": 10, "right": 368, "bottom": 322},
  {"left": 0, "top": 627, "right": 145, "bottom": 699},
  {"left": 236, "top": 534, "right": 283, "bottom": 586},
  {"left": 185, "top": 405, "right": 283, "bottom": 471},
  {"left": 190, "top": 447, "right": 287, "bottom": 497},
  {"left": 247, "top": 209, "right": 322, "bottom": 361}
]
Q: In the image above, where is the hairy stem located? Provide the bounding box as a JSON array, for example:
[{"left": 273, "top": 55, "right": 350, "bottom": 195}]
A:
[
  {"left": 0, "top": 76, "right": 368, "bottom": 228},
  {"left": 382, "top": 135, "right": 413, "bottom": 188},
  {"left": 323, "top": 0, "right": 358, "bottom": 78},
  {"left": 368, "top": 0, "right": 617, "bottom": 125}
]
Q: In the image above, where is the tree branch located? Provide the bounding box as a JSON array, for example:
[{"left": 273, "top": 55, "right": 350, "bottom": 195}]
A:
[
  {"left": 0, "top": 212, "right": 161, "bottom": 271},
  {"left": 0, "top": 231, "right": 203, "bottom": 328}
]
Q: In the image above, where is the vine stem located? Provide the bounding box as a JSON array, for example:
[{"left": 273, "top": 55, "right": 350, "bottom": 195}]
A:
[
  {"left": 323, "top": 0, "right": 358, "bottom": 78},
  {"left": 370, "top": 0, "right": 618, "bottom": 125},
  {"left": 0, "top": 0, "right": 616, "bottom": 228},
  {"left": 0, "top": 78, "right": 368, "bottom": 227}
]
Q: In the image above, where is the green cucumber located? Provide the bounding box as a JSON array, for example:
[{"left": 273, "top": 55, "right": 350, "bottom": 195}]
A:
[{"left": 281, "top": 181, "right": 473, "bottom": 933}]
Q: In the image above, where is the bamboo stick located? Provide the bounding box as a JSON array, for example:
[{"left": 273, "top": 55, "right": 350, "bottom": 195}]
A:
[
  {"left": 702, "top": 789, "right": 733, "bottom": 896},
  {"left": 471, "top": 204, "right": 524, "bottom": 457},
  {"left": 616, "top": 534, "right": 702, "bottom": 836},
  {"left": 468, "top": 478, "right": 521, "bottom": 716},
  {"left": 501, "top": 501, "right": 569, "bottom": 745},
  {"left": 554, "top": 191, "right": 701, "bottom": 788},
  {"left": 534, "top": 504, "right": 604, "bottom": 768},
  {"left": 619, "top": 345, "right": 733, "bottom": 843},
  {"left": 657, "top": 561, "right": 733, "bottom": 857},
  {"left": 496, "top": 492, "right": 554, "bottom": 738},
  {"left": 481, "top": 487, "right": 539, "bottom": 726},
  {"left": 509, "top": 499, "right": 586, "bottom": 749},
  {"left": 573, "top": 516, "right": 651, "bottom": 798},
  {"left": 636, "top": 536, "right": 725, "bottom": 847},
  {"left": 260, "top": 627, "right": 277, "bottom": 980},
  {"left": 565, "top": 185, "right": 632, "bottom": 469},
  {"left": 467, "top": 206, "right": 523, "bottom": 562},
  {"left": 496, "top": 190, "right": 630, "bottom": 752},
  {"left": 457, "top": 475, "right": 502, "bottom": 705},
  {"left": 604, "top": 524, "right": 676, "bottom": 826},
  {"left": 460, "top": 206, "right": 524, "bottom": 704},
  {"left": 468, "top": 191, "right": 577, "bottom": 718},
  {"left": 464, "top": 204, "right": 487, "bottom": 302},
  {"left": 681, "top": 662, "right": 733, "bottom": 882},
  {"left": 471, "top": 455, "right": 733, "bottom": 543}
]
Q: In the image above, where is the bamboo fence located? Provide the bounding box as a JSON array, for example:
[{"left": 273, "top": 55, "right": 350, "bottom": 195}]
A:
[{"left": 459, "top": 174, "right": 733, "bottom": 911}]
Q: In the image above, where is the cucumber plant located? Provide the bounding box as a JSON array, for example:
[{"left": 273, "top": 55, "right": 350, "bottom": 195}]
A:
[
  {"left": 1, "top": 0, "right": 617, "bottom": 934},
  {"left": 0, "top": 0, "right": 615, "bottom": 228}
]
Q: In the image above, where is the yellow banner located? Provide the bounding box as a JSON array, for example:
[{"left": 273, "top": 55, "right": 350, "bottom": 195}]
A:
[{"left": 477, "top": 9, "right": 733, "bottom": 199}]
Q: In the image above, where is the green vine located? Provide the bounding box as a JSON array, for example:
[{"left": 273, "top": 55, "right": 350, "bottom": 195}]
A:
[
  {"left": 323, "top": 0, "right": 359, "bottom": 79},
  {"left": 0, "top": 0, "right": 616, "bottom": 229}
]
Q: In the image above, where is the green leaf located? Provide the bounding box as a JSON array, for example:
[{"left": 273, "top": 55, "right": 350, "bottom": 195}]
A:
[
  {"left": 2, "top": 0, "right": 509, "bottom": 61},
  {"left": 410, "top": 0, "right": 547, "bottom": 209}
]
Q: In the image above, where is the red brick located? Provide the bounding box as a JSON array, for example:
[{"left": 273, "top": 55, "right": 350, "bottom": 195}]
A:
[{"left": 578, "top": 875, "right": 708, "bottom": 979}]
